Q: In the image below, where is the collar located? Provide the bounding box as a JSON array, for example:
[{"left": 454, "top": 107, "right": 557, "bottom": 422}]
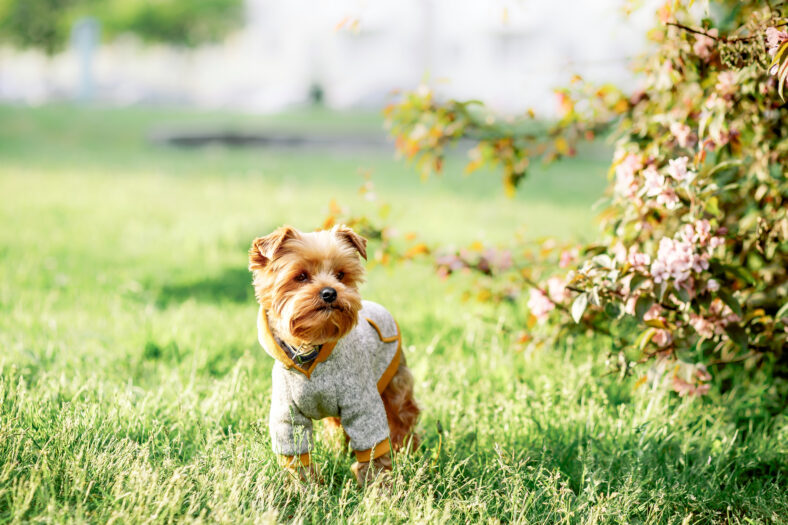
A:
[{"left": 257, "top": 307, "right": 337, "bottom": 379}]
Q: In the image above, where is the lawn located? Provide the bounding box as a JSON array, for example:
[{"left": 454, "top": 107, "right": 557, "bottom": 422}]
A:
[{"left": 0, "top": 104, "right": 786, "bottom": 524}]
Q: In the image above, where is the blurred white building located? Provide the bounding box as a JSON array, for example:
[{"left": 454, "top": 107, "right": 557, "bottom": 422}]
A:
[{"left": 0, "top": 0, "right": 654, "bottom": 115}]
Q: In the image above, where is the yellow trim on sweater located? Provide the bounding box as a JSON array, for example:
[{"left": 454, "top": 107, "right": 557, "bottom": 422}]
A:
[
  {"left": 354, "top": 438, "right": 390, "bottom": 462},
  {"left": 278, "top": 452, "right": 311, "bottom": 469},
  {"left": 365, "top": 318, "right": 400, "bottom": 343},
  {"left": 375, "top": 321, "right": 401, "bottom": 394},
  {"left": 258, "top": 308, "right": 402, "bottom": 386},
  {"left": 258, "top": 308, "right": 337, "bottom": 379}
]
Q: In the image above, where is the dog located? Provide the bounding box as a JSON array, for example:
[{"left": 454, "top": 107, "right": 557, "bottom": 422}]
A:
[{"left": 249, "top": 225, "right": 419, "bottom": 486}]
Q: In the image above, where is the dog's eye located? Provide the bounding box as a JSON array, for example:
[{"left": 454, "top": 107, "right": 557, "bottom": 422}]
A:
[
  {"left": 336, "top": 271, "right": 345, "bottom": 281},
  {"left": 295, "top": 272, "right": 309, "bottom": 282}
]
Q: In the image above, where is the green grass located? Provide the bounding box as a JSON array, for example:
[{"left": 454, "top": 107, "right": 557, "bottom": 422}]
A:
[{"left": 0, "top": 104, "right": 786, "bottom": 524}]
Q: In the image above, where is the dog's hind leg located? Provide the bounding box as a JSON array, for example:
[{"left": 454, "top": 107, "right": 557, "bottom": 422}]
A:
[{"left": 380, "top": 359, "right": 420, "bottom": 451}]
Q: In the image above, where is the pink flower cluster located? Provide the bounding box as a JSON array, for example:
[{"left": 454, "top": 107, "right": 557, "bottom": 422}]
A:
[
  {"left": 672, "top": 363, "right": 712, "bottom": 397},
  {"left": 647, "top": 219, "right": 724, "bottom": 289},
  {"left": 614, "top": 153, "right": 642, "bottom": 199},
  {"left": 650, "top": 236, "right": 710, "bottom": 286},
  {"left": 527, "top": 276, "right": 571, "bottom": 324},
  {"left": 766, "top": 27, "right": 788, "bottom": 57},
  {"left": 669, "top": 122, "right": 693, "bottom": 148},
  {"left": 715, "top": 71, "right": 737, "bottom": 98},
  {"left": 528, "top": 288, "right": 555, "bottom": 323},
  {"left": 689, "top": 298, "right": 740, "bottom": 339},
  {"left": 612, "top": 242, "right": 651, "bottom": 269},
  {"left": 643, "top": 165, "right": 680, "bottom": 209},
  {"left": 693, "top": 29, "right": 718, "bottom": 61}
]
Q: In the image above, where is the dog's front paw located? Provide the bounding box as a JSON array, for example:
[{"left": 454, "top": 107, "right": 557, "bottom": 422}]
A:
[
  {"left": 351, "top": 452, "right": 392, "bottom": 489},
  {"left": 283, "top": 462, "right": 323, "bottom": 491}
]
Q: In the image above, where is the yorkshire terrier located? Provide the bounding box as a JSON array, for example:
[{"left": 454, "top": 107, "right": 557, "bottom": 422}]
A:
[{"left": 249, "top": 225, "right": 420, "bottom": 486}]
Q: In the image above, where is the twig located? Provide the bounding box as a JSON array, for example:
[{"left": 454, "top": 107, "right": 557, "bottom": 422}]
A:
[
  {"left": 666, "top": 21, "right": 719, "bottom": 40},
  {"left": 666, "top": 20, "right": 759, "bottom": 44}
]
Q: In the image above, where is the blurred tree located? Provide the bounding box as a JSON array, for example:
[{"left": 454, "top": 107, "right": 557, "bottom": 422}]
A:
[{"left": 0, "top": 0, "right": 244, "bottom": 54}]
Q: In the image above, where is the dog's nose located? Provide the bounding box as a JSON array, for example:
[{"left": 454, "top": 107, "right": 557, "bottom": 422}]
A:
[{"left": 320, "top": 287, "right": 337, "bottom": 303}]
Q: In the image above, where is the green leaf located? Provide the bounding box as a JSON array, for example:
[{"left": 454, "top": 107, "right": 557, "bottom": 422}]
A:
[
  {"left": 645, "top": 319, "right": 666, "bottom": 329},
  {"left": 635, "top": 296, "right": 654, "bottom": 321},
  {"left": 707, "top": 161, "right": 742, "bottom": 178},
  {"left": 630, "top": 274, "right": 649, "bottom": 292},
  {"left": 722, "top": 264, "right": 756, "bottom": 285},
  {"left": 706, "top": 196, "right": 721, "bottom": 217},
  {"left": 778, "top": 58, "right": 788, "bottom": 101},
  {"left": 673, "top": 286, "right": 690, "bottom": 304},
  {"left": 604, "top": 301, "right": 622, "bottom": 319},
  {"left": 775, "top": 301, "right": 788, "bottom": 320},
  {"left": 635, "top": 328, "right": 657, "bottom": 351},
  {"left": 769, "top": 41, "right": 788, "bottom": 70},
  {"left": 717, "top": 289, "right": 743, "bottom": 317},
  {"left": 658, "top": 281, "right": 669, "bottom": 303},
  {"left": 724, "top": 322, "right": 748, "bottom": 349},
  {"left": 571, "top": 293, "right": 588, "bottom": 324}
]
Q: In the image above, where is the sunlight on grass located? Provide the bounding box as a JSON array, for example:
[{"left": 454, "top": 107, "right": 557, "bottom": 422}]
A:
[{"left": 0, "top": 105, "right": 785, "bottom": 523}]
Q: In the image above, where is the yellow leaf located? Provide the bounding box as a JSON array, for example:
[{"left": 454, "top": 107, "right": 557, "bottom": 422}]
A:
[
  {"left": 634, "top": 375, "right": 648, "bottom": 390},
  {"left": 555, "top": 137, "right": 569, "bottom": 155},
  {"left": 404, "top": 243, "right": 429, "bottom": 258}
]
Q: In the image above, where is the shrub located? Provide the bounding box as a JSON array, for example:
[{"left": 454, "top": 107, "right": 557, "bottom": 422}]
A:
[{"left": 385, "top": 0, "right": 788, "bottom": 395}]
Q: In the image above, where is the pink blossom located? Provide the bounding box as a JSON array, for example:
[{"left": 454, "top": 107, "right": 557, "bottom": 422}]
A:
[
  {"left": 706, "top": 279, "right": 720, "bottom": 292},
  {"left": 693, "top": 220, "right": 712, "bottom": 245},
  {"left": 653, "top": 329, "right": 673, "bottom": 348},
  {"left": 715, "top": 71, "right": 737, "bottom": 97},
  {"left": 766, "top": 27, "right": 788, "bottom": 57},
  {"left": 624, "top": 296, "right": 638, "bottom": 316},
  {"left": 643, "top": 166, "right": 664, "bottom": 197},
  {"left": 614, "top": 153, "right": 642, "bottom": 198},
  {"left": 666, "top": 157, "right": 691, "bottom": 181},
  {"left": 627, "top": 248, "right": 651, "bottom": 269},
  {"left": 672, "top": 375, "right": 710, "bottom": 397},
  {"left": 546, "top": 276, "right": 571, "bottom": 304},
  {"left": 559, "top": 249, "right": 578, "bottom": 268},
  {"left": 528, "top": 289, "right": 555, "bottom": 323},
  {"left": 656, "top": 186, "right": 680, "bottom": 209},
  {"left": 612, "top": 242, "right": 628, "bottom": 264},
  {"left": 650, "top": 237, "right": 708, "bottom": 285},
  {"left": 693, "top": 29, "right": 718, "bottom": 60},
  {"left": 690, "top": 313, "right": 716, "bottom": 339},
  {"left": 670, "top": 122, "right": 693, "bottom": 148},
  {"left": 709, "top": 236, "right": 725, "bottom": 250},
  {"left": 643, "top": 303, "right": 663, "bottom": 322}
]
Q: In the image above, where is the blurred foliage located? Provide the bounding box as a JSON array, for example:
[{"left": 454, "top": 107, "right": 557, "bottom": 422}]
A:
[
  {"left": 0, "top": 0, "right": 243, "bottom": 54},
  {"left": 381, "top": 0, "right": 788, "bottom": 398}
]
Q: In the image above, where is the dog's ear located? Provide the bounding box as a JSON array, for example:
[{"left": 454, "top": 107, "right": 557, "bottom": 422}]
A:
[
  {"left": 249, "top": 226, "right": 298, "bottom": 271},
  {"left": 334, "top": 225, "right": 367, "bottom": 260}
]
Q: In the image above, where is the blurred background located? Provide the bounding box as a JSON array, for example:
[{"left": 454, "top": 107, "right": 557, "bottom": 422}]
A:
[{"left": 0, "top": 0, "right": 651, "bottom": 113}]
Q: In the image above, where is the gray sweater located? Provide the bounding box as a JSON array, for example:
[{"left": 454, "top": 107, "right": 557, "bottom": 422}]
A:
[{"left": 257, "top": 300, "right": 401, "bottom": 457}]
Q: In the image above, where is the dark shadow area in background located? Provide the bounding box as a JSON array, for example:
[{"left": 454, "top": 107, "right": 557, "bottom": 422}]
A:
[{"left": 157, "top": 267, "right": 253, "bottom": 306}]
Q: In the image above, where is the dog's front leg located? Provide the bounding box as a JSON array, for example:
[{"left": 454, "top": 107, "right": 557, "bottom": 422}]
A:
[
  {"left": 270, "top": 396, "right": 320, "bottom": 484},
  {"left": 351, "top": 451, "right": 392, "bottom": 487},
  {"left": 340, "top": 388, "right": 393, "bottom": 487}
]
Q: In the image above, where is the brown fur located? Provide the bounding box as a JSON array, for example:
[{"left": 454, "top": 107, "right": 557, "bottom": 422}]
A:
[{"left": 249, "top": 225, "right": 420, "bottom": 461}]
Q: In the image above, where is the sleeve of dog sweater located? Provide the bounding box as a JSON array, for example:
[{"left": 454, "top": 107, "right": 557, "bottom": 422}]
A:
[
  {"left": 269, "top": 366, "right": 313, "bottom": 457},
  {"left": 337, "top": 346, "right": 391, "bottom": 458}
]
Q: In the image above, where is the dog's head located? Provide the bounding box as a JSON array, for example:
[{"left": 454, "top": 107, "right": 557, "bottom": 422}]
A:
[{"left": 249, "top": 225, "right": 367, "bottom": 346}]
